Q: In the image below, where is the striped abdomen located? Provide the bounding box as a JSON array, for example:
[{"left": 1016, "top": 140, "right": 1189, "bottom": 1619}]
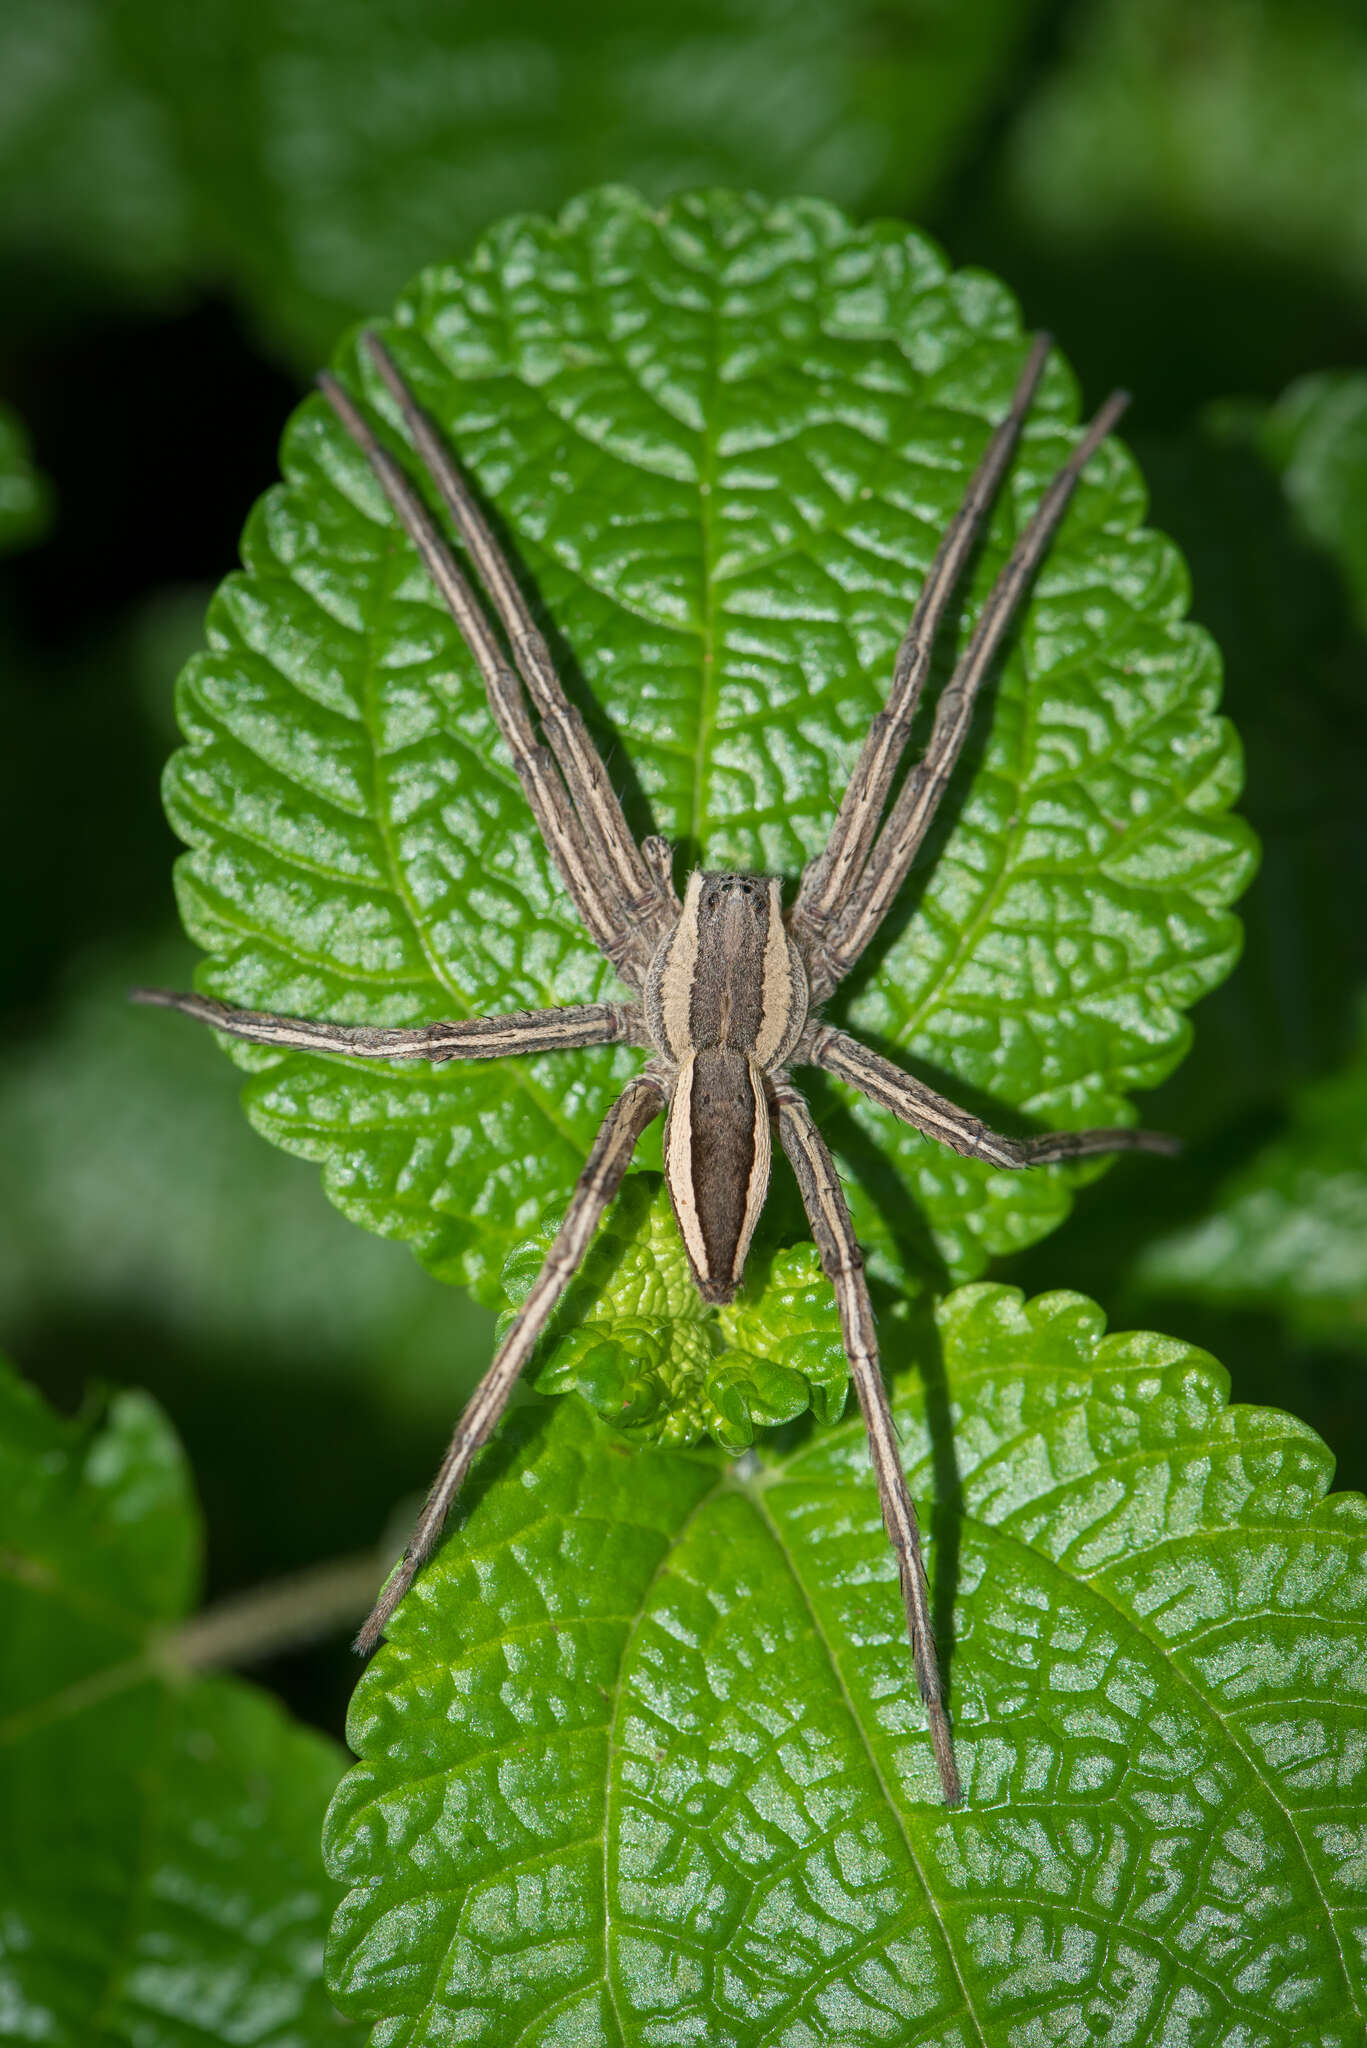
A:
[{"left": 645, "top": 871, "right": 809, "bottom": 1304}]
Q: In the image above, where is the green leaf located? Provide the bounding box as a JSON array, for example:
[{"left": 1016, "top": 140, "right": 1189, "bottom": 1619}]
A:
[
  {"left": 1078, "top": 370, "right": 1367, "bottom": 1350},
  {"left": 1259, "top": 371, "right": 1367, "bottom": 629},
  {"left": 0, "top": 1354, "right": 349, "bottom": 2043},
  {"left": 505, "top": 1175, "right": 849, "bottom": 1448},
  {"left": 0, "top": 0, "right": 1044, "bottom": 363},
  {"left": 325, "top": 1281, "right": 1367, "bottom": 2042},
  {"left": 0, "top": 400, "right": 50, "bottom": 553},
  {"left": 1139, "top": 1003, "right": 1367, "bottom": 1346},
  {"left": 164, "top": 186, "right": 1252, "bottom": 1379},
  {"left": 0, "top": 934, "right": 492, "bottom": 1415}
]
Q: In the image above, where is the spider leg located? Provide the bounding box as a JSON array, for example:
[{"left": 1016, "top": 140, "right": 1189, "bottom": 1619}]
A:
[
  {"left": 361, "top": 335, "right": 670, "bottom": 945},
  {"left": 810, "top": 1025, "right": 1180, "bottom": 1164},
  {"left": 773, "top": 1077, "right": 960, "bottom": 1807},
  {"left": 792, "top": 332, "right": 1051, "bottom": 948},
  {"left": 130, "top": 986, "right": 647, "bottom": 1060},
  {"left": 355, "top": 1067, "right": 667, "bottom": 1656},
  {"left": 809, "top": 386, "right": 1130, "bottom": 999},
  {"left": 319, "top": 372, "right": 649, "bottom": 982}
]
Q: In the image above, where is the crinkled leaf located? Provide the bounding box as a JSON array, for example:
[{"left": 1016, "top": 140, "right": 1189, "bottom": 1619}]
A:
[
  {"left": 505, "top": 1175, "right": 849, "bottom": 1449},
  {"left": 165, "top": 187, "right": 1251, "bottom": 1400},
  {"left": 325, "top": 1281, "right": 1367, "bottom": 2043},
  {"left": 0, "top": 0, "right": 1043, "bottom": 363},
  {"left": 0, "top": 1355, "right": 349, "bottom": 2045},
  {"left": 0, "top": 400, "right": 49, "bottom": 553}
]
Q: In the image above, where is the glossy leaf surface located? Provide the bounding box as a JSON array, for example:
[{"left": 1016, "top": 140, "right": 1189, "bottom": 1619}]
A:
[
  {"left": 326, "top": 1282, "right": 1367, "bottom": 2043},
  {"left": 165, "top": 187, "right": 1252, "bottom": 1374},
  {"left": 0, "top": 1356, "right": 349, "bottom": 2045}
]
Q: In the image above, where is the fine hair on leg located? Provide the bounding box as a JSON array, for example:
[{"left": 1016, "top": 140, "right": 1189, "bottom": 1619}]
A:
[
  {"left": 809, "top": 1025, "right": 1180, "bottom": 1166},
  {"left": 793, "top": 332, "right": 1053, "bottom": 949},
  {"left": 355, "top": 1069, "right": 667, "bottom": 1656},
  {"left": 773, "top": 1079, "right": 961, "bottom": 1806},
  {"left": 815, "top": 389, "right": 1130, "bottom": 992},
  {"left": 130, "top": 987, "right": 648, "bottom": 1062}
]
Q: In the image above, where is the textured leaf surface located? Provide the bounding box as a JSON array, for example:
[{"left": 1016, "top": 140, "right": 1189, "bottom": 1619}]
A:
[
  {"left": 326, "top": 1282, "right": 1367, "bottom": 2044},
  {"left": 506, "top": 1175, "right": 849, "bottom": 1448},
  {"left": 0, "top": 1355, "right": 349, "bottom": 2045},
  {"left": 166, "top": 185, "right": 1251, "bottom": 1370},
  {"left": 0, "top": 400, "right": 49, "bottom": 553},
  {"left": 0, "top": 0, "right": 1042, "bottom": 362}
]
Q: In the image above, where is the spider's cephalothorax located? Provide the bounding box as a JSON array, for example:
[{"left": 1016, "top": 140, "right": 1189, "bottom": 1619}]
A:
[{"left": 136, "top": 332, "right": 1179, "bottom": 1806}]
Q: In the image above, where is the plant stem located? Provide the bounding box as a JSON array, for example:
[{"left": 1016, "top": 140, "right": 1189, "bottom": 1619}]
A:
[{"left": 169, "top": 1550, "right": 383, "bottom": 1671}]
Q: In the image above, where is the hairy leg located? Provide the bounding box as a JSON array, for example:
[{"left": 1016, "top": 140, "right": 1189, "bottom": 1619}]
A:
[
  {"left": 813, "top": 389, "right": 1130, "bottom": 997},
  {"left": 362, "top": 335, "right": 667, "bottom": 954},
  {"left": 792, "top": 333, "right": 1051, "bottom": 952},
  {"left": 810, "top": 1024, "right": 1179, "bottom": 1166},
  {"left": 356, "top": 1068, "right": 667, "bottom": 1655},
  {"left": 774, "top": 1078, "right": 960, "bottom": 1806},
  {"left": 319, "top": 371, "right": 644, "bottom": 979},
  {"left": 131, "top": 986, "right": 646, "bottom": 1061}
]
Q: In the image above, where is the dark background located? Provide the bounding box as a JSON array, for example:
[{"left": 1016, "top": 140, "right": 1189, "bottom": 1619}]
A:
[{"left": 3, "top": 0, "right": 1366, "bottom": 1740}]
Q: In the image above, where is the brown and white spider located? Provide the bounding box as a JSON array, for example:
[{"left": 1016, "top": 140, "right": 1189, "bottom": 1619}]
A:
[{"left": 136, "top": 330, "right": 1176, "bottom": 1805}]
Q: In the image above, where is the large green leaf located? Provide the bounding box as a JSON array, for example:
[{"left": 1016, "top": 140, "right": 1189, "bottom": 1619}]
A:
[
  {"left": 0, "top": 0, "right": 1043, "bottom": 362},
  {"left": 325, "top": 1281, "right": 1367, "bottom": 2042},
  {"left": 0, "top": 1354, "right": 349, "bottom": 2044},
  {"left": 164, "top": 187, "right": 1251, "bottom": 1377}
]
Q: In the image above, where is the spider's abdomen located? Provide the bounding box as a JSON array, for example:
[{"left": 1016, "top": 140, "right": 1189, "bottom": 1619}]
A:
[
  {"left": 646, "top": 870, "right": 808, "bottom": 1303},
  {"left": 665, "top": 1047, "right": 770, "bottom": 1305},
  {"left": 643, "top": 870, "right": 808, "bottom": 1069}
]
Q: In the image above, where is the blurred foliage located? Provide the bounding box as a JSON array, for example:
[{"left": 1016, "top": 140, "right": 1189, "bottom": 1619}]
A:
[
  {"left": 0, "top": 402, "right": 49, "bottom": 553},
  {"left": 1, "top": 0, "right": 1366, "bottom": 2037},
  {"left": 0, "top": 1356, "right": 349, "bottom": 2044},
  {"left": 1007, "top": 0, "right": 1367, "bottom": 307},
  {"left": 0, "top": 0, "right": 1045, "bottom": 366}
]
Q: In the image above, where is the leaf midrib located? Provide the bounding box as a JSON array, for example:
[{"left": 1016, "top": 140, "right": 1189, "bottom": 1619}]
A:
[{"left": 739, "top": 1472, "right": 991, "bottom": 2048}]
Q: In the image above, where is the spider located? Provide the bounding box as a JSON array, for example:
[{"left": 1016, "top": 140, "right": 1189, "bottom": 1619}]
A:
[{"left": 136, "top": 330, "right": 1177, "bottom": 1805}]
